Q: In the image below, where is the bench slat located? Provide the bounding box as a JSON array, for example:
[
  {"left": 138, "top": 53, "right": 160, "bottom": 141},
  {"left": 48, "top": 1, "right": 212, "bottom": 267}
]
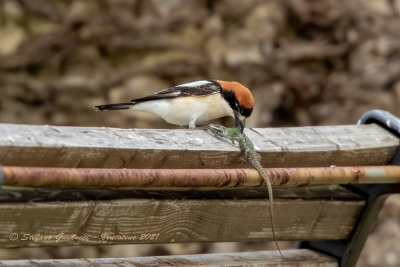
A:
[
  {"left": 0, "top": 123, "right": 397, "bottom": 168},
  {"left": 0, "top": 196, "right": 364, "bottom": 247},
  {"left": 0, "top": 250, "right": 338, "bottom": 266}
]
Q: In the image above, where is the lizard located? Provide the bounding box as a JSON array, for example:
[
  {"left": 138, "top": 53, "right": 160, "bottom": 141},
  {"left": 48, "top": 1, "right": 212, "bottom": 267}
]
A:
[{"left": 207, "top": 124, "right": 283, "bottom": 257}]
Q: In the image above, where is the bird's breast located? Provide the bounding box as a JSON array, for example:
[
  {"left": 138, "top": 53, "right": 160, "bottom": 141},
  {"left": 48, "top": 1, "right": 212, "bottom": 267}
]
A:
[{"left": 131, "top": 94, "right": 233, "bottom": 126}]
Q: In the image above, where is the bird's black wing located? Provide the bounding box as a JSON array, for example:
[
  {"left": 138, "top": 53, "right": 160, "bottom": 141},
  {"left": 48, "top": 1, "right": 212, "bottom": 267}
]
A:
[{"left": 131, "top": 80, "right": 222, "bottom": 103}]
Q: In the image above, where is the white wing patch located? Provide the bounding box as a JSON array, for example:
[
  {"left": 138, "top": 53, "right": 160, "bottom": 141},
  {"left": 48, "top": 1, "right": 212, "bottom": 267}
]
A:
[{"left": 176, "top": 80, "right": 212, "bottom": 88}]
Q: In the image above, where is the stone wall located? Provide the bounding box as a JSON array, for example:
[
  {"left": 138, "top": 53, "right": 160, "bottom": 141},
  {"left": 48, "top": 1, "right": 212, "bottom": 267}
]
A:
[{"left": 1, "top": 0, "right": 400, "bottom": 128}]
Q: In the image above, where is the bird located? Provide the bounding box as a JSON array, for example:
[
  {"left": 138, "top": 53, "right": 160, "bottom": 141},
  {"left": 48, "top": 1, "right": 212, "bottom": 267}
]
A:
[{"left": 95, "top": 80, "right": 254, "bottom": 131}]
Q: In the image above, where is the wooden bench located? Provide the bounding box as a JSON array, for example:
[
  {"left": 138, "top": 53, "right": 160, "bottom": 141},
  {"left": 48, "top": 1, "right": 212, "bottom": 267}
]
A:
[{"left": 0, "top": 110, "right": 399, "bottom": 266}]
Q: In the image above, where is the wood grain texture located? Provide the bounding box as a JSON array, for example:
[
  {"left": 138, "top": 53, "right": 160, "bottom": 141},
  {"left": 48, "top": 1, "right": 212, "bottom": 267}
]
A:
[
  {"left": 0, "top": 249, "right": 338, "bottom": 266},
  {"left": 0, "top": 197, "right": 364, "bottom": 247},
  {"left": 0, "top": 123, "right": 398, "bottom": 168}
]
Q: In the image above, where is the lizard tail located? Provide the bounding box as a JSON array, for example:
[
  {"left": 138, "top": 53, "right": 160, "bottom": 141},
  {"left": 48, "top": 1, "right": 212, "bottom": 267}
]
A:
[
  {"left": 259, "top": 167, "right": 284, "bottom": 258},
  {"left": 265, "top": 176, "right": 283, "bottom": 258}
]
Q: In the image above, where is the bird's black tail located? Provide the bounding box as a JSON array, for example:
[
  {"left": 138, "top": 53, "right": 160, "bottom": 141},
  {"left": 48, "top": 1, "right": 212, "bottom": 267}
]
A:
[{"left": 95, "top": 102, "right": 134, "bottom": 111}]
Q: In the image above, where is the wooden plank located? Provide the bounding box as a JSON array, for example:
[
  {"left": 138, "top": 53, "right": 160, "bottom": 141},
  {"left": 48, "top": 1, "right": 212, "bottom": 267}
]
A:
[
  {"left": 0, "top": 249, "right": 338, "bottom": 266},
  {"left": 0, "top": 197, "right": 364, "bottom": 247},
  {"left": 0, "top": 123, "right": 397, "bottom": 168}
]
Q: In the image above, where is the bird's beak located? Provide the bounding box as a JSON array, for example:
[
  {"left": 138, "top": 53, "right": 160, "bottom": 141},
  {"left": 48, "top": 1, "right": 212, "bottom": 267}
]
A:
[
  {"left": 241, "top": 118, "right": 246, "bottom": 131},
  {"left": 234, "top": 111, "right": 245, "bottom": 132}
]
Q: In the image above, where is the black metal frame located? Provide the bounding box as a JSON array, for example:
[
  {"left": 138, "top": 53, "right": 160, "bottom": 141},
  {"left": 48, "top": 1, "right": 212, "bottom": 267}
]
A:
[{"left": 296, "top": 109, "right": 400, "bottom": 267}]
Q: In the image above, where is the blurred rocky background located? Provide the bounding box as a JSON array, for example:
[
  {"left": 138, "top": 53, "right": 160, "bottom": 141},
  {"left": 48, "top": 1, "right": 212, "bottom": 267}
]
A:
[{"left": 0, "top": 0, "right": 399, "bottom": 266}]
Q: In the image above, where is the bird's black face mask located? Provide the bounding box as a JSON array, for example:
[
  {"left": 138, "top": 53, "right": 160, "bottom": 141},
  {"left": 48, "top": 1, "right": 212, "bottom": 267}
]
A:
[
  {"left": 235, "top": 105, "right": 253, "bottom": 132},
  {"left": 221, "top": 89, "right": 252, "bottom": 133}
]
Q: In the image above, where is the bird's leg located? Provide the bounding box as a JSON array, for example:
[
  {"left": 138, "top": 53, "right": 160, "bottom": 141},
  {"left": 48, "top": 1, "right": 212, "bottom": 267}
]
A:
[{"left": 188, "top": 119, "right": 196, "bottom": 129}]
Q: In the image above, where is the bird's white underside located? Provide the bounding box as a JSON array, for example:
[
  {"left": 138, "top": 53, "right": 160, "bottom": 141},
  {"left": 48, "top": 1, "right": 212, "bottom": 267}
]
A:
[{"left": 130, "top": 94, "right": 233, "bottom": 128}]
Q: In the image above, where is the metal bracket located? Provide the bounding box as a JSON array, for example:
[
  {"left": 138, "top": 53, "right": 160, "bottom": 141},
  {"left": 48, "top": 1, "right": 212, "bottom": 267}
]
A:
[
  {"left": 358, "top": 109, "right": 400, "bottom": 165},
  {"left": 296, "top": 109, "right": 400, "bottom": 267}
]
